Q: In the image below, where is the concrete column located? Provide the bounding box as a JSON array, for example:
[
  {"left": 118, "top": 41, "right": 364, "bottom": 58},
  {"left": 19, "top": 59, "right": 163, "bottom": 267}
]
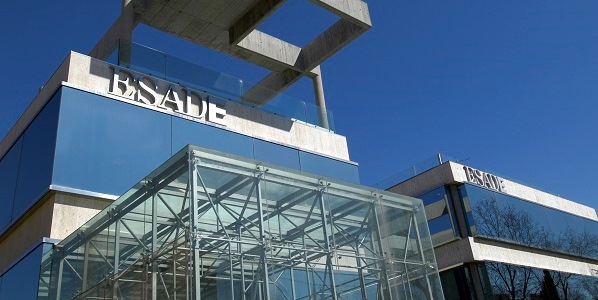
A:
[
  {"left": 118, "top": 0, "right": 135, "bottom": 66},
  {"left": 468, "top": 263, "right": 490, "bottom": 300},
  {"left": 312, "top": 66, "right": 330, "bottom": 129},
  {"left": 448, "top": 184, "right": 469, "bottom": 238}
]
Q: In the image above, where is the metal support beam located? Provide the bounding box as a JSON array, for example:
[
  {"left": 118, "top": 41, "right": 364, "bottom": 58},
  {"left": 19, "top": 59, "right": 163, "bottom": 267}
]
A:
[
  {"left": 113, "top": 219, "right": 121, "bottom": 299},
  {"left": 152, "top": 194, "right": 158, "bottom": 300},
  {"left": 318, "top": 190, "right": 338, "bottom": 299},
  {"left": 255, "top": 173, "right": 271, "bottom": 300},
  {"left": 371, "top": 200, "right": 393, "bottom": 300},
  {"left": 412, "top": 208, "right": 435, "bottom": 299},
  {"left": 190, "top": 157, "right": 202, "bottom": 300}
]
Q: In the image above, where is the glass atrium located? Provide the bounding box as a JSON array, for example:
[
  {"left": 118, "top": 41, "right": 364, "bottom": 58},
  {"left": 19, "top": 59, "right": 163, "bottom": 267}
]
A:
[{"left": 39, "top": 145, "right": 443, "bottom": 299}]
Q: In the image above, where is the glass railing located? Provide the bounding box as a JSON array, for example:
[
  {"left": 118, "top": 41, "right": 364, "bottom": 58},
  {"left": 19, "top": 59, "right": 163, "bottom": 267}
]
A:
[
  {"left": 375, "top": 153, "right": 458, "bottom": 189},
  {"left": 108, "top": 42, "right": 335, "bottom": 131}
]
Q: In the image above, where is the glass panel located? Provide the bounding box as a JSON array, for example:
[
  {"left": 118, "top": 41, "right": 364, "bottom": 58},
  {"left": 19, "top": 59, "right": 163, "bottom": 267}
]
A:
[
  {"left": 0, "top": 243, "right": 44, "bottom": 299},
  {"left": 171, "top": 116, "right": 254, "bottom": 159},
  {"left": 253, "top": 139, "right": 300, "bottom": 170},
  {"left": 53, "top": 87, "right": 172, "bottom": 196},
  {"left": 483, "top": 261, "right": 598, "bottom": 300},
  {"left": 129, "top": 42, "right": 166, "bottom": 78},
  {"left": 13, "top": 92, "right": 60, "bottom": 220},
  {"left": 0, "top": 137, "right": 22, "bottom": 232},
  {"left": 419, "top": 186, "right": 458, "bottom": 245},
  {"left": 298, "top": 151, "right": 360, "bottom": 183},
  {"left": 462, "top": 183, "right": 598, "bottom": 259}
]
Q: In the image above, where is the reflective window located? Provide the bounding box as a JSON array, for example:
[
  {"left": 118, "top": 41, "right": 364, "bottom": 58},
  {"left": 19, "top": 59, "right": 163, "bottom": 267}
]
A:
[
  {"left": 460, "top": 183, "right": 598, "bottom": 259},
  {"left": 171, "top": 116, "right": 254, "bottom": 159},
  {"left": 13, "top": 92, "right": 60, "bottom": 220},
  {"left": 253, "top": 138, "right": 300, "bottom": 170},
  {"left": 53, "top": 87, "right": 172, "bottom": 196},
  {"left": 0, "top": 137, "right": 23, "bottom": 232},
  {"left": 439, "top": 267, "right": 476, "bottom": 300},
  {"left": 418, "top": 186, "right": 458, "bottom": 245},
  {"left": 0, "top": 243, "right": 44, "bottom": 300},
  {"left": 480, "top": 261, "right": 598, "bottom": 300},
  {"left": 299, "top": 151, "right": 360, "bottom": 183}
]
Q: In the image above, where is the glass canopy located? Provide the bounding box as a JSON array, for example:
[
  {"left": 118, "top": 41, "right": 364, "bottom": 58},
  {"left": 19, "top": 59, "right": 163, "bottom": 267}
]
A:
[{"left": 39, "top": 145, "right": 444, "bottom": 300}]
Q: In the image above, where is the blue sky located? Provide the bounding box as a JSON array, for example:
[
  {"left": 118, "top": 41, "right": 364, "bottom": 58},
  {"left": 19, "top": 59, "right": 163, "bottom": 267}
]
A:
[{"left": 1, "top": 1, "right": 597, "bottom": 209}]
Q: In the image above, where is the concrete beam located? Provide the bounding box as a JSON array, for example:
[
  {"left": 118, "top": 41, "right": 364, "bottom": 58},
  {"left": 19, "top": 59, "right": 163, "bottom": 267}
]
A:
[
  {"left": 296, "top": 18, "right": 367, "bottom": 70},
  {"left": 89, "top": 0, "right": 140, "bottom": 61},
  {"left": 229, "top": 0, "right": 287, "bottom": 45},
  {"left": 241, "top": 68, "right": 301, "bottom": 105},
  {"left": 236, "top": 30, "right": 302, "bottom": 70},
  {"left": 238, "top": 19, "right": 367, "bottom": 105},
  {"left": 309, "top": 0, "right": 372, "bottom": 27}
]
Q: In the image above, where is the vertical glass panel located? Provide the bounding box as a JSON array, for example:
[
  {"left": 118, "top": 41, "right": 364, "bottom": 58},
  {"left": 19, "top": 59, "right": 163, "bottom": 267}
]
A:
[
  {"left": 165, "top": 54, "right": 243, "bottom": 101},
  {"left": 419, "top": 186, "right": 458, "bottom": 245},
  {"left": 0, "top": 243, "right": 44, "bottom": 300},
  {"left": 53, "top": 87, "right": 172, "bottom": 196},
  {"left": 129, "top": 42, "right": 166, "bottom": 78},
  {"left": 261, "top": 94, "right": 307, "bottom": 122},
  {"left": 0, "top": 137, "right": 22, "bottom": 232},
  {"left": 171, "top": 116, "right": 254, "bottom": 159},
  {"left": 252, "top": 138, "right": 300, "bottom": 170},
  {"left": 298, "top": 151, "right": 360, "bottom": 183},
  {"left": 13, "top": 92, "right": 60, "bottom": 220}
]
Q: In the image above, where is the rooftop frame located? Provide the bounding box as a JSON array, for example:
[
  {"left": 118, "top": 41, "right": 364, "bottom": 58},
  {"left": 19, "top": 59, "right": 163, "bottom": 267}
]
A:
[{"left": 89, "top": 0, "right": 372, "bottom": 129}]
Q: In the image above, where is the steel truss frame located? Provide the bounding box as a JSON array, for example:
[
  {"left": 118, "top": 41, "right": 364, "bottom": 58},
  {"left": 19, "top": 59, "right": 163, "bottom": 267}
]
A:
[{"left": 41, "top": 145, "right": 444, "bottom": 300}]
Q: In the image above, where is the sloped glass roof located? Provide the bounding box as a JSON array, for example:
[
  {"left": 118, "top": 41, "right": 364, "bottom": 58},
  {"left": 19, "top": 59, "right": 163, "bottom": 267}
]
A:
[{"left": 40, "top": 145, "right": 444, "bottom": 300}]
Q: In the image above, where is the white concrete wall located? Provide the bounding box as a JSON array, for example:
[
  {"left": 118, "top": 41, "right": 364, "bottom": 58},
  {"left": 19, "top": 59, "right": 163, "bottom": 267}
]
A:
[
  {"left": 66, "top": 52, "right": 352, "bottom": 161},
  {"left": 389, "top": 161, "right": 597, "bottom": 221},
  {"left": 435, "top": 238, "right": 598, "bottom": 278},
  {"left": 449, "top": 162, "right": 598, "bottom": 221},
  {"left": 387, "top": 162, "right": 456, "bottom": 197}
]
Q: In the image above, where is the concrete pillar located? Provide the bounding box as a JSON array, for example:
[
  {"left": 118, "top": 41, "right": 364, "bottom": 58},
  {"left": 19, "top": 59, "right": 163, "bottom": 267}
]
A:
[
  {"left": 118, "top": 0, "right": 135, "bottom": 66},
  {"left": 448, "top": 184, "right": 469, "bottom": 238},
  {"left": 312, "top": 66, "right": 330, "bottom": 129}
]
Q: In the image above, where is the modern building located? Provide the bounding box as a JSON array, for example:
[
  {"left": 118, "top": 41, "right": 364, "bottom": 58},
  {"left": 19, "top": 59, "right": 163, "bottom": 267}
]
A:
[
  {"left": 0, "top": 0, "right": 445, "bottom": 299},
  {"left": 384, "top": 158, "right": 598, "bottom": 299}
]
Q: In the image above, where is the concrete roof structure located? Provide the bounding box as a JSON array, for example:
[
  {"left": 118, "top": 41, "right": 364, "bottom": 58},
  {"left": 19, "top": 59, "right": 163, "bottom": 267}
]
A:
[{"left": 91, "top": 0, "right": 371, "bottom": 105}]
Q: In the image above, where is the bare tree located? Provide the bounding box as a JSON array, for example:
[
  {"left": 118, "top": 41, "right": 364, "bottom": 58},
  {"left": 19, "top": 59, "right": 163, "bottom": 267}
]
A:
[
  {"left": 471, "top": 196, "right": 598, "bottom": 300},
  {"left": 473, "top": 198, "right": 544, "bottom": 299}
]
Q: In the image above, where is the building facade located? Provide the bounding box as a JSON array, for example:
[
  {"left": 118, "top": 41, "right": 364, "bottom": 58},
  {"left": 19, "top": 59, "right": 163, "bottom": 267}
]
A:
[
  {"left": 386, "top": 160, "right": 598, "bottom": 299},
  {"left": 0, "top": 0, "right": 446, "bottom": 299}
]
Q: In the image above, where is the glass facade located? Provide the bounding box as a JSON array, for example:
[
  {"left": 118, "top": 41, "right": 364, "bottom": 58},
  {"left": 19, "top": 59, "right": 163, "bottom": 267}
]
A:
[
  {"left": 41, "top": 145, "right": 444, "bottom": 299},
  {"left": 460, "top": 183, "right": 598, "bottom": 259},
  {"left": 481, "top": 262, "right": 598, "bottom": 300},
  {"left": 0, "top": 91, "right": 61, "bottom": 234},
  {"left": 0, "top": 242, "right": 52, "bottom": 299},
  {"left": 52, "top": 87, "right": 359, "bottom": 199},
  {"left": 438, "top": 263, "right": 598, "bottom": 300},
  {"left": 438, "top": 267, "right": 476, "bottom": 300},
  {"left": 417, "top": 187, "right": 458, "bottom": 245}
]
